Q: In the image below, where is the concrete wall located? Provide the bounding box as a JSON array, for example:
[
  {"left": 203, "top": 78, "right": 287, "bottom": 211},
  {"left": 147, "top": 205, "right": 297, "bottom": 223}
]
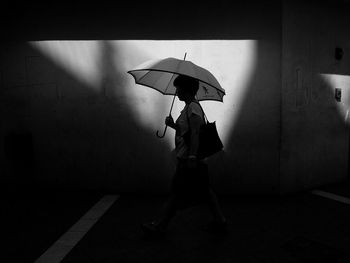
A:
[
  {"left": 4, "top": 1, "right": 349, "bottom": 195},
  {"left": 0, "top": 42, "right": 175, "bottom": 193},
  {"left": 1, "top": 1, "right": 283, "bottom": 194},
  {"left": 280, "top": 0, "right": 350, "bottom": 193},
  {"left": 3, "top": 0, "right": 349, "bottom": 195}
]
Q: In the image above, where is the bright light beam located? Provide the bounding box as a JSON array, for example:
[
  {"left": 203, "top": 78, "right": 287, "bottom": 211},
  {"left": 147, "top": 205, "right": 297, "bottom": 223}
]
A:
[
  {"left": 30, "top": 40, "right": 257, "bottom": 149},
  {"left": 319, "top": 73, "right": 350, "bottom": 124}
]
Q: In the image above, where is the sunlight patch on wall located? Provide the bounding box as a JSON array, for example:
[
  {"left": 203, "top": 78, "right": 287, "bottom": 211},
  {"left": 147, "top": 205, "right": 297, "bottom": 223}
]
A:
[
  {"left": 122, "top": 40, "right": 257, "bottom": 148},
  {"left": 30, "top": 40, "right": 257, "bottom": 149},
  {"left": 320, "top": 73, "right": 350, "bottom": 124},
  {"left": 30, "top": 41, "right": 101, "bottom": 87}
]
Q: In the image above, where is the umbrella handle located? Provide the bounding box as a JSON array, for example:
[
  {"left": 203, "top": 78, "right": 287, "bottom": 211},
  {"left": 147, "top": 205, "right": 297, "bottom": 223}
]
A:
[
  {"left": 156, "top": 126, "right": 168, "bottom": 138},
  {"left": 156, "top": 90, "right": 177, "bottom": 139}
]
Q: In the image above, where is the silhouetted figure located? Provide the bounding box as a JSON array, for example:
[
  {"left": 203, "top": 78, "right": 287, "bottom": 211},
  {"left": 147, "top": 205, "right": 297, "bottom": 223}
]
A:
[{"left": 141, "top": 75, "right": 227, "bottom": 236}]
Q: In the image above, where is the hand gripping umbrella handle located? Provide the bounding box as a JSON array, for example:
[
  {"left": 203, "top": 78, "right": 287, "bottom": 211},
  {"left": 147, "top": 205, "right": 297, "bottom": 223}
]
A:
[
  {"left": 156, "top": 125, "right": 168, "bottom": 138},
  {"left": 156, "top": 91, "right": 177, "bottom": 138}
]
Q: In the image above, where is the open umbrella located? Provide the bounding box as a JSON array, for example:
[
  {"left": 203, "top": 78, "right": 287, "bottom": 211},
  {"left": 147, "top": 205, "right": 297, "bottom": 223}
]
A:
[{"left": 127, "top": 54, "right": 225, "bottom": 137}]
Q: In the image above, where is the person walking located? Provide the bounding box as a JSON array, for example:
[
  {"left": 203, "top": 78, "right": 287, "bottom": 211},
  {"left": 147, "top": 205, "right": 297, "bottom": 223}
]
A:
[{"left": 141, "top": 75, "right": 227, "bottom": 236}]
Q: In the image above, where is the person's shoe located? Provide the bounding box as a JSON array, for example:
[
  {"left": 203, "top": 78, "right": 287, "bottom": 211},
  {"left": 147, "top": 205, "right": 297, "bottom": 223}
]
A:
[
  {"left": 141, "top": 221, "right": 166, "bottom": 237},
  {"left": 204, "top": 219, "right": 228, "bottom": 234}
]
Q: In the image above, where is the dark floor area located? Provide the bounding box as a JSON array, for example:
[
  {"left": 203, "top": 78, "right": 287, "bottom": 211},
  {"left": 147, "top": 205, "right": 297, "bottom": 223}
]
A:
[
  {"left": 3, "top": 188, "right": 103, "bottom": 263},
  {"left": 62, "top": 191, "right": 350, "bottom": 262},
  {"left": 4, "top": 180, "right": 350, "bottom": 263},
  {"left": 317, "top": 179, "right": 350, "bottom": 198}
]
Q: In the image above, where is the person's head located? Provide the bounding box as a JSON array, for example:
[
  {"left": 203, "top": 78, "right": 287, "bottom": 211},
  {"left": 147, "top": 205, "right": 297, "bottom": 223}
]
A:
[{"left": 173, "top": 75, "right": 199, "bottom": 102}]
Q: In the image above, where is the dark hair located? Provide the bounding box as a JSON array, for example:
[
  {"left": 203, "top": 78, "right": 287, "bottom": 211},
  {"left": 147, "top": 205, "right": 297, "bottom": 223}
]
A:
[{"left": 173, "top": 75, "right": 199, "bottom": 96}]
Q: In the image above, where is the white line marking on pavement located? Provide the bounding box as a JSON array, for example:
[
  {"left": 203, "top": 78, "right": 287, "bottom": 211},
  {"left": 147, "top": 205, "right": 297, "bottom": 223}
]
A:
[
  {"left": 311, "top": 190, "right": 350, "bottom": 205},
  {"left": 34, "top": 195, "right": 119, "bottom": 263}
]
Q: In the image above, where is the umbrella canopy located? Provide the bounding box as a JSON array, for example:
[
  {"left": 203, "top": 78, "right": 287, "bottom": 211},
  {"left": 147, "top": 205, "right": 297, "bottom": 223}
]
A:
[{"left": 127, "top": 57, "right": 225, "bottom": 102}]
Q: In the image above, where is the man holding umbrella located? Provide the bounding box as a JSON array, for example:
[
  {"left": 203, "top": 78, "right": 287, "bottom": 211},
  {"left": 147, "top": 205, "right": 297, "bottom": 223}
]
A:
[{"left": 140, "top": 75, "right": 227, "bottom": 235}]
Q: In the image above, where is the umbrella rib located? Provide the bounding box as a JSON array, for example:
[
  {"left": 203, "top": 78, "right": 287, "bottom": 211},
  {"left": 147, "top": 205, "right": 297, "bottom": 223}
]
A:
[
  {"left": 136, "top": 69, "right": 154, "bottom": 84},
  {"left": 163, "top": 60, "right": 183, "bottom": 94},
  {"left": 164, "top": 73, "right": 177, "bottom": 94},
  {"left": 130, "top": 69, "right": 225, "bottom": 95}
]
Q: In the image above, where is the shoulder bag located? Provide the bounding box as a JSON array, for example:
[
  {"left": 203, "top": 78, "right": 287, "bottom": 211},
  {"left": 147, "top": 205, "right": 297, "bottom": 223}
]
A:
[{"left": 184, "top": 102, "right": 223, "bottom": 159}]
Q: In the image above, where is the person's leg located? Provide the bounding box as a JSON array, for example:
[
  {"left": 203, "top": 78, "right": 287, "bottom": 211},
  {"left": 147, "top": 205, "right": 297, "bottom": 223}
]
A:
[
  {"left": 142, "top": 160, "right": 184, "bottom": 234},
  {"left": 155, "top": 195, "right": 178, "bottom": 230},
  {"left": 198, "top": 162, "right": 226, "bottom": 224},
  {"left": 206, "top": 188, "right": 226, "bottom": 223},
  {"left": 141, "top": 194, "right": 178, "bottom": 235}
]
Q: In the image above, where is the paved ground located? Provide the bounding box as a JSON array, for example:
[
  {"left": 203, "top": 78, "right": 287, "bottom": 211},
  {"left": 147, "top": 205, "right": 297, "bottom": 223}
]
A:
[
  {"left": 62, "top": 188, "right": 350, "bottom": 262},
  {"left": 4, "top": 180, "right": 350, "bottom": 263},
  {"left": 317, "top": 179, "right": 350, "bottom": 198},
  {"left": 3, "top": 188, "right": 102, "bottom": 263}
]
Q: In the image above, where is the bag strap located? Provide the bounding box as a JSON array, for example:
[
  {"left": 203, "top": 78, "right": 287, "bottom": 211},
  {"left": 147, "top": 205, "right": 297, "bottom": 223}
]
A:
[{"left": 186, "top": 101, "right": 208, "bottom": 124}]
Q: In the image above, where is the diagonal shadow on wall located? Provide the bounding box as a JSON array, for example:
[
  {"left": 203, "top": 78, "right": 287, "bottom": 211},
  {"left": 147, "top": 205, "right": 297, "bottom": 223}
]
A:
[
  {"left": 3, "top": 0, "right": 348, "bottom": 195},
  {"left": 1, "top": 41, "right": 175, "bottom": 194}
]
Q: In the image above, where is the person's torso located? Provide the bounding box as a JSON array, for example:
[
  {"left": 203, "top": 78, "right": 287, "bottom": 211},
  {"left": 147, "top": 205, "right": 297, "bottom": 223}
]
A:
[{"left": 175, "top": 101, "right": 205, "bottom": 159}]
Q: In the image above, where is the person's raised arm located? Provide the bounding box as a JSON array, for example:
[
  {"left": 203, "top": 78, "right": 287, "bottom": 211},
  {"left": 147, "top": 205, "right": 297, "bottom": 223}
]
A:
[{"left": 165, "top": 115, "right": 177, "bottom": 130}]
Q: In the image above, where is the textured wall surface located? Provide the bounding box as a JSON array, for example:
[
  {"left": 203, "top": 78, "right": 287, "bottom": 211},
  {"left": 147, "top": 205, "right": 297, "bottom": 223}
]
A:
[
  {"left": 2, "top": 1, "right": 349, "bottom": 194},
  {"left": 280, "top": 0, "right": 350, "bottom": 193},
  {"left": 1, "top": 1, "right": 283, "bottom": 194}
]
